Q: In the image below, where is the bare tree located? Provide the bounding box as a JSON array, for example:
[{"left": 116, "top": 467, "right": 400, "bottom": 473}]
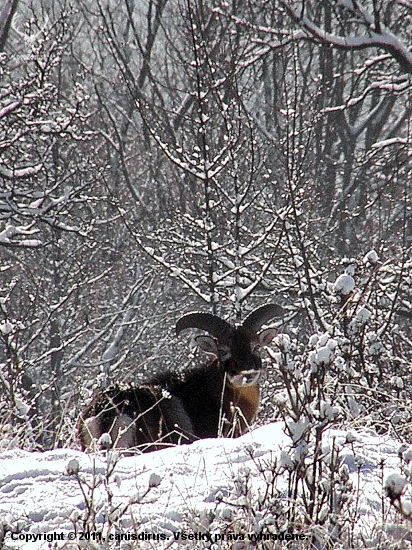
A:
[{"left": 0, "top": 0, "right": 18, "bottom": 51}]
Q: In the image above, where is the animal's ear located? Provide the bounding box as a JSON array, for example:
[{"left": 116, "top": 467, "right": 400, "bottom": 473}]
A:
[
  {"left": 258, "top": 328, "right": 277, "bottom": 347},
  {"left": 195, "top": 335, "right": 219, "bottom": 354}
]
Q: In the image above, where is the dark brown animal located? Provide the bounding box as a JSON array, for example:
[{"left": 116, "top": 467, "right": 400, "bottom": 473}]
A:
[{"left": 78, "top": 304, "right": 283, "bottom": 452}]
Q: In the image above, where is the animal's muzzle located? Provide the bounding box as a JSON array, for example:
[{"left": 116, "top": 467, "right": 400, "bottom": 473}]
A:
[{"left": 228, "top": 370, "right": 261, "bottom": 387}]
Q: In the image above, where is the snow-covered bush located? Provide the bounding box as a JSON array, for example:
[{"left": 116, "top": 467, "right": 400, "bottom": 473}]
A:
[{"left": 250, "top": 252, "right": 412, "bottom": 546}]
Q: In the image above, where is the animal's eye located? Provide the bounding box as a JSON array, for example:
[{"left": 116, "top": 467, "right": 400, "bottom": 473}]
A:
[{"left": 228, "top": 360, "right": 237, "bottom": 370}]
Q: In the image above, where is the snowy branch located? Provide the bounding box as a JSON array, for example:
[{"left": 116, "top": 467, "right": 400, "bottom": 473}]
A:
[
  {"left": 0, "top": 223, "right": 42, "bottom": 247},
  {"left": 278, "top": 0, "right": 412, "bottom": 74},
  {"left": 0, "top": 163, "right": 43, "bottom": 180}
]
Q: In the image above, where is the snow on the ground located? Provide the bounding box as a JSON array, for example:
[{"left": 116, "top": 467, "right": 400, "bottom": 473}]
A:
[{"left": 0, "top": 423, "right": 404, "bottom": 549}]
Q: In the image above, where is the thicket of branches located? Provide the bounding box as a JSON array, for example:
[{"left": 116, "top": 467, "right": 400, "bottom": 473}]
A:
[{"left": 0, "top": 0, "right": 411, "bottom": 454}]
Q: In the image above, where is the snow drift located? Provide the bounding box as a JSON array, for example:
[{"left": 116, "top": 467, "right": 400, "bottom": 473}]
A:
[{"left": 0, "top": 422, "right": 405, "bottom": 549}]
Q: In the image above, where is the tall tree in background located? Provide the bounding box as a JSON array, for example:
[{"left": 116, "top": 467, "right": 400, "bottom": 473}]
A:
[
  {"left": 0, "top": 0, "right": 18, "bottom": 51},
  {"left": 82, "top": 0, "right": 287, "bottom": 320}
]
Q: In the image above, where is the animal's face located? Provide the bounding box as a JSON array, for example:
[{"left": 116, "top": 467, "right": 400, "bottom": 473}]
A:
[{"left": 195, "top": 326, "right": 277, "bottom": 387}]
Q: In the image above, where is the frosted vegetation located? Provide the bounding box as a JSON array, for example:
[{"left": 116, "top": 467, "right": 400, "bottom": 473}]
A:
[
  {"left": 1, "top": 423, "right": 412, "bottom": 550},
  {"left": 0, "top": 0, "right": 411, "bottom": 548}
]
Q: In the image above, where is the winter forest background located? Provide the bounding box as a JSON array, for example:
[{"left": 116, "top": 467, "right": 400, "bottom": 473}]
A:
[{"left": 0, "top": 0, "right": 411, "bottom": 462}]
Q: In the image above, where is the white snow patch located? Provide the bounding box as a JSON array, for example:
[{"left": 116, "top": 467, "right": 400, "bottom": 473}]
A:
[
  {"left": 363, "top": 249, "right": 379, "bottom": 265},
  {"left": 0, "top": 424, "right": 405, "bottom": 548},
  {"left": 334, "top": 274, "right": 355, "bottom": 295},
  {"left": 355, "top": 307, "right": 372, "bottom": 324},
  {"left": 384, "top": 473, "right": 407, "bottom": 498},
  {"left": 309, "top": 345, "right": 335, "bottom": 369}
]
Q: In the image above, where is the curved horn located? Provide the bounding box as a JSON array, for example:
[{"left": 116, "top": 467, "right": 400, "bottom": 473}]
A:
[
  {"left": 242, "top": 304, "right": 283, "bottom": 332},
  {"left": 176, "top": 312, "right": 231, "bottom": 339}
]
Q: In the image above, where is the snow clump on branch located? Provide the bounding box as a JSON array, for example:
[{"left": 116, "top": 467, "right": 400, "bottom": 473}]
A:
[{"left": 333, "top": 273, "right": 355, "bottom": 295}]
